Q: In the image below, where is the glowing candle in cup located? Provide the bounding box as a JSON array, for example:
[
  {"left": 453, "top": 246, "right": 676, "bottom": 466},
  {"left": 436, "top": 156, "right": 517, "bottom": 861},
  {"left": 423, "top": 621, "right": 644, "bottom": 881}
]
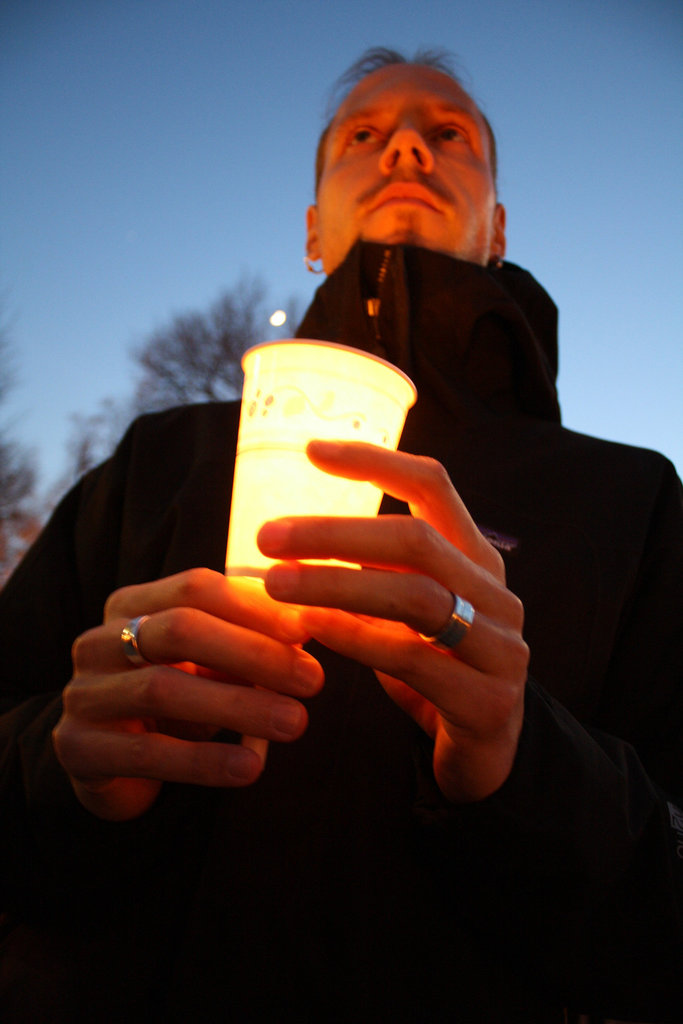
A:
[
  {"left": 225, "top": 339, "right": 417, "bottom": 765},
  {"left": 225, "top": 339, "right": 417, "bottom": 580}
]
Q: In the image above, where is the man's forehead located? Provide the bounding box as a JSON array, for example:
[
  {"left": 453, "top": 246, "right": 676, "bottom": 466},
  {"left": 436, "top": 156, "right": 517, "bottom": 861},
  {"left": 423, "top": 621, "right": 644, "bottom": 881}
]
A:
[{"left": 331, "top": 63, "right": 483, "bottom": 128}]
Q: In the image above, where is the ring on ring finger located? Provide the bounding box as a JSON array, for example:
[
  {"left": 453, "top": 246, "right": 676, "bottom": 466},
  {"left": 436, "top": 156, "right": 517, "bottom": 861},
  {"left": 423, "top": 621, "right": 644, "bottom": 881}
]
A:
[
  {"left": 419, "top": 593, "right": 474, "bottom": 651},
  {"left": 121, "top": 615, "right": 152, "bottom": 665}
]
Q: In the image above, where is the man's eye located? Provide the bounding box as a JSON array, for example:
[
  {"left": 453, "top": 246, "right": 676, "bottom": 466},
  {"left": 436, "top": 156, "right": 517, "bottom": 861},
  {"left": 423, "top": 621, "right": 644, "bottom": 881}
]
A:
[
  {"left": 348, "top": 128, "right": 375, "bottom": 146},
  {"left": 435, "top": 126, "right": 466, "bottom": 143}
]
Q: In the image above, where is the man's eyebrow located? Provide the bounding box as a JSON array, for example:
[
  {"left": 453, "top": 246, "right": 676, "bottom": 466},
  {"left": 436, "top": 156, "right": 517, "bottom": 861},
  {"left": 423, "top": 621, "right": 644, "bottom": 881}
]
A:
[
  {"left": 329, "top": 105, "right": 383, "bottom": 136},
  {"left": 428, "top": 103, "right": 483, "bottom": 131}
]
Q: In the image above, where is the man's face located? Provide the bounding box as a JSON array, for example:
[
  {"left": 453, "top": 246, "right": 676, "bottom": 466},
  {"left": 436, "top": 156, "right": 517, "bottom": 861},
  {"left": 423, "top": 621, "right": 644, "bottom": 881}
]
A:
[{"left": 307, "top": 64, "right": 506, "bottom": 275}]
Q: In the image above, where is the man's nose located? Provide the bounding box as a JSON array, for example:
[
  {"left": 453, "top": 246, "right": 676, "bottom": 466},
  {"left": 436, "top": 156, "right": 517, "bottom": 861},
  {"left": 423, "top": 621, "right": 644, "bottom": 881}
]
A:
[{"left": 379, "top": 127, "right": 435, "bottom": 174}]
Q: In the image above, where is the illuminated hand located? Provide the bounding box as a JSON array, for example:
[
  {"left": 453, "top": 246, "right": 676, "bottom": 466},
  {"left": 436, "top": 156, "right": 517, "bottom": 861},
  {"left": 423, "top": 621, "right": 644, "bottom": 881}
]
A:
[
  {"left": 259, "top": 440, "right": 528, "bottom": 803},
  {"left": 53, "top": 570, "right": 323, "bottom": 820}
]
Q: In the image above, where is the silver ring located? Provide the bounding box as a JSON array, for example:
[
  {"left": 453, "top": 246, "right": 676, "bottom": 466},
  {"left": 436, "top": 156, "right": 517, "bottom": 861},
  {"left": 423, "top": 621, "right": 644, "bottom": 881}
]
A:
[
  {"left": 120, "top": 615, "right": 151, "bottom": 665},
  {"left": 420, "top": 594, "right": 474, "bottom": 651}
]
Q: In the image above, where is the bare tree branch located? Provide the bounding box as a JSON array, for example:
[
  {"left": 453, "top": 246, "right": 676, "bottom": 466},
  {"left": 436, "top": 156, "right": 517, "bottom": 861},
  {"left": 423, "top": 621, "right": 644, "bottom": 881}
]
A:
[
  {"left": 131, "top": 276, "right": 266, "bottom": 411},
  {"left": 61, "top": 275, "right": 275, "bottom": 483},
  {"left": 0, "top": 326, "right": 39, "bottom": 586}
]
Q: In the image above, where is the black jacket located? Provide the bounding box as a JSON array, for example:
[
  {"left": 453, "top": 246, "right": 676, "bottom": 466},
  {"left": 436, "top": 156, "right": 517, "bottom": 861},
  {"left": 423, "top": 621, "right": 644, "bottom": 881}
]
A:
[{"left": 1, "top": 244, "right": 681, "bottom": 1022}]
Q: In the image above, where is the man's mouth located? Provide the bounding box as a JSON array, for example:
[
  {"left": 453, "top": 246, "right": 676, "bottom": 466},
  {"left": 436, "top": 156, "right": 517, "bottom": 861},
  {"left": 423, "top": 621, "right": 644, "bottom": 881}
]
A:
[{"left": 367, "top": 182, "right": 442, "bottom": 212}]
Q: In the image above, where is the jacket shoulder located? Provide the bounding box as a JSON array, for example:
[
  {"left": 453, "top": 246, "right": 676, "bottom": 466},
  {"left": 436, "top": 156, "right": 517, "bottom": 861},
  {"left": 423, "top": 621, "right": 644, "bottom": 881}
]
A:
[{"left": 122, "top": 401, "right": 241, "bottom": 452}]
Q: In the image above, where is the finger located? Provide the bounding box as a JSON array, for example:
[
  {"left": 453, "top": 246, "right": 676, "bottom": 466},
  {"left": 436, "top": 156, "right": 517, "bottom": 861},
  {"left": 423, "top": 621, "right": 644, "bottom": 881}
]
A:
[
  {"left": 74, "top": 613, "right": 324, "bottom": 697},
  {"left": 267, "top": 561, "right": 506, "bottom": 677},
  {"left": 260, "top": 521, "right": 520, "bottom": 622},
  {"left": 279, "top": 570, "right": 522, "bottom": 677},
  {"left": 61, "top": 665, "right": 310, "bottom": 741},
  {"left": 55, "top": 718, "right": 264, "bottom": 791},
  {"left": 266, "top": 562, "right": 450, "bottom": 633},
  {"left": 295, "top": 606, "right": 525, "bottom": 731},
  {"left": 104, "top": 568, "right": 309, "bottom": 643},
  {"left": 306, "top": 440, "right": 501, "bottom": 575}
]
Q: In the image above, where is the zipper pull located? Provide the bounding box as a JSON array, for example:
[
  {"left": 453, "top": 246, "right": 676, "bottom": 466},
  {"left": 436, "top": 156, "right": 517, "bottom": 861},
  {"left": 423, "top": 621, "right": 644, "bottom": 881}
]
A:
[{"left": 365, "top": 248, "right": 392, "bottom": 338}]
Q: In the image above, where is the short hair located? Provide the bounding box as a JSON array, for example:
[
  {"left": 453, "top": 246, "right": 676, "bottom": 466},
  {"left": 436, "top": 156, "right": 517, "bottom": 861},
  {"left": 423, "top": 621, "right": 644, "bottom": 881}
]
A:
[{"left": 314, "top": 47, "right": 499, "bottom": 193}]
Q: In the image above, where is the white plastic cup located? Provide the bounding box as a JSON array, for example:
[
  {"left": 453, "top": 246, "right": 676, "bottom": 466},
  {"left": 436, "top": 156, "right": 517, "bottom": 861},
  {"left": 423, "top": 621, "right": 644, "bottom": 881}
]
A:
[{"left": 225, "top": 339, "right": 417, "bottom": 580}]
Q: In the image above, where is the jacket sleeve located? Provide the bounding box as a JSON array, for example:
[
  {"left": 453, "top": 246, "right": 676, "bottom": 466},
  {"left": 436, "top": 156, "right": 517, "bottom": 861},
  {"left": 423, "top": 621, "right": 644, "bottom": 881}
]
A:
[
  {"left": 0, "top": 424, "right": 201, "bottom": 918},
  {"left": 417, "top": 457, "right": 683, "bottom": 1020}
]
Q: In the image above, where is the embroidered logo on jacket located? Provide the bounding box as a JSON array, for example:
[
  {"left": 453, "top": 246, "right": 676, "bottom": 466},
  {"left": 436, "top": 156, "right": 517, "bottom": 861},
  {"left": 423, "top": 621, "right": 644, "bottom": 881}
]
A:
[
  {"left": 668, "top": 802, "right": 683, "bottom": 860},
  {"left": 477, "top": 524, "right": 519, "bottom": 553}
]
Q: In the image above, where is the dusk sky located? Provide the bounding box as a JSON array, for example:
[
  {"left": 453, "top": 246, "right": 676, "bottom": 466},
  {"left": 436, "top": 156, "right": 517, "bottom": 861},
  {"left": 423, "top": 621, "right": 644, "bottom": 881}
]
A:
[{"left": 2, "top": 0, "right": 681, "bottom": 495}]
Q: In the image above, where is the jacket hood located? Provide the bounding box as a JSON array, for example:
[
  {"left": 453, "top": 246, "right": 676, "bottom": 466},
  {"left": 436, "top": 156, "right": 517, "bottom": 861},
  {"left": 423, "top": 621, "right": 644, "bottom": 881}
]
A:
[{"left": 296, "top": 241, "right": 561, "bottom": 425}]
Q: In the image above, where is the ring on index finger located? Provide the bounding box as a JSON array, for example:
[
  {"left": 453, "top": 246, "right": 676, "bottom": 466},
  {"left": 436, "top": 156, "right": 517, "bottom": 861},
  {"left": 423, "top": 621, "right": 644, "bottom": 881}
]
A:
[
  {"left": 419, "top": 594, "right": 474, "bottom": 651},
  {"left": 121, "top": 615, "right": 152, "bottom": 665}
]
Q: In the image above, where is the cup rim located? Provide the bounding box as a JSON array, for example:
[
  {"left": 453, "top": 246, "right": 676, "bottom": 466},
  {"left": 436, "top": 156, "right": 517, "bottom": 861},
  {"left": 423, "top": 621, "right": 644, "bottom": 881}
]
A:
[{"left": 241, "top": 338, "right": 417, "bottom": 401}]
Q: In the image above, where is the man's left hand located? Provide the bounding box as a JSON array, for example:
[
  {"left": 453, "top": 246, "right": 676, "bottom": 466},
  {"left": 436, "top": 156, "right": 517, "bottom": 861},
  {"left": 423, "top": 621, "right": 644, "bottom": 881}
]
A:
[{"left": 258, "top": 440, "right": 528, "bottom": 803}]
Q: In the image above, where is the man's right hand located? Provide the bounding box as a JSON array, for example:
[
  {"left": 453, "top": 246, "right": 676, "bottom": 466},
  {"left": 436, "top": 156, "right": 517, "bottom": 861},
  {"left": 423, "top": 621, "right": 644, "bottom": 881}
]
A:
[{"left": 52, "top": 569, "right": 323, "bottom": 821}]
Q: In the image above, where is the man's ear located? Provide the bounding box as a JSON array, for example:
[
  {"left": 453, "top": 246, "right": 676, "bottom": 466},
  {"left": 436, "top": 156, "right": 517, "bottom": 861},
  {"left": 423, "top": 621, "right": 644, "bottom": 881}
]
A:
[
  {"left": 490, "top": 202, "right": 507, "bottom": 260},
  {"left": 306, "top": 205, "right": 321, "bottom": 262}
]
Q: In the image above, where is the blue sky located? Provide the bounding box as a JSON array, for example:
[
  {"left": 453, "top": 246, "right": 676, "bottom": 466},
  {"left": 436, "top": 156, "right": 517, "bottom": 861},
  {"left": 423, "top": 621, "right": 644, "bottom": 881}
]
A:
[{"left": 1, "top": 0, "right": 681, "bottom": 492}]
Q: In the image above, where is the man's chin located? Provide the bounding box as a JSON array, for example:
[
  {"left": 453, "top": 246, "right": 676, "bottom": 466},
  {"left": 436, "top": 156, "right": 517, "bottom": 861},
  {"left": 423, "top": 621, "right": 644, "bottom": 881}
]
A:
[
  {"left": 361, "top": 225, "right": 432, "bottom": 250},
  {"left": 359, "top": 229, "right": 455, "bottom": 259},
  {"left": 370, "top": 230, "right": 419, "bottom": 246},
  {"left": 359, "top": 228, "right": 488, "bottom": 267}
]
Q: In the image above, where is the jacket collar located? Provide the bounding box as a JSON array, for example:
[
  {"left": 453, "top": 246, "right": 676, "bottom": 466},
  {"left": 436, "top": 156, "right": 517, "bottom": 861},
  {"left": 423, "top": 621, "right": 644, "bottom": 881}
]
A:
[{"left": 296, "top": 241, "right": 561, "bottom": 425}]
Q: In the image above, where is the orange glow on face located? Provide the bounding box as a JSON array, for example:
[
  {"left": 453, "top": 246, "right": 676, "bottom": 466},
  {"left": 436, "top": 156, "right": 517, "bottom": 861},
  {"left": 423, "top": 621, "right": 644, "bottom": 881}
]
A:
[{"left": 306, "top": 64, "right": 505, "bottom": 274}]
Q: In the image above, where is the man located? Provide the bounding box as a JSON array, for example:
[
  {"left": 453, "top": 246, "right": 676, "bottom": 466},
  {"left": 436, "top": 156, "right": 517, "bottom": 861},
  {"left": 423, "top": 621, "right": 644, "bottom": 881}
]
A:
[{"left": 0, "top": 48, "right": 681, "bottom": 1023}]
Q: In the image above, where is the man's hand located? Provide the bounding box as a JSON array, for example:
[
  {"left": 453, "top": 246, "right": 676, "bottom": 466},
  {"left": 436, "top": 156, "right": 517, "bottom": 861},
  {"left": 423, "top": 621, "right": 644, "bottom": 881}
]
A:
[
  {"left": 259, "top": 440, "right": 528, "bottom": 804},
  {"left": 52, "top": 570, "right": 323, "bottom": 821}
]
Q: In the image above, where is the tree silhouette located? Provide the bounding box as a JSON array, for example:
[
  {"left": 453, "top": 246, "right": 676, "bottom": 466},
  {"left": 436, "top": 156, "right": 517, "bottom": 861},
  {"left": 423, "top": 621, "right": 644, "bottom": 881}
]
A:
[
  {"left": 61, "top": 276, "right": 302, "bottom": 484},
  {"left": 132, "top": 276, "right": 266, "bottom": 411},
  {"left": 0, "top": 328, "right": 39, "bottom": 586}
]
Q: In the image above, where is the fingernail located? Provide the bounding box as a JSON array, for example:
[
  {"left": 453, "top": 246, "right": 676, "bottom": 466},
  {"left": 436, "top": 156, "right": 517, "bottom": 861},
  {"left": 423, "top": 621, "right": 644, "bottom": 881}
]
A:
[
  {"left": 258, "top": 520, "right": 290, "bottom": 555},
  {"left": 294, "top": 651, "right": 322, "bottom": 692},
  {"left": 307, "top": 439, "right": 342, "bottom": 458},
  {"left": 271, "top": 702, "right": 303, "bottom": 737},
  {"left": 265, "top": 563, "right": 300, "bottom": 596},
  {"left": 230, "top": 747, "right": 258, "bottom": 780}
]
